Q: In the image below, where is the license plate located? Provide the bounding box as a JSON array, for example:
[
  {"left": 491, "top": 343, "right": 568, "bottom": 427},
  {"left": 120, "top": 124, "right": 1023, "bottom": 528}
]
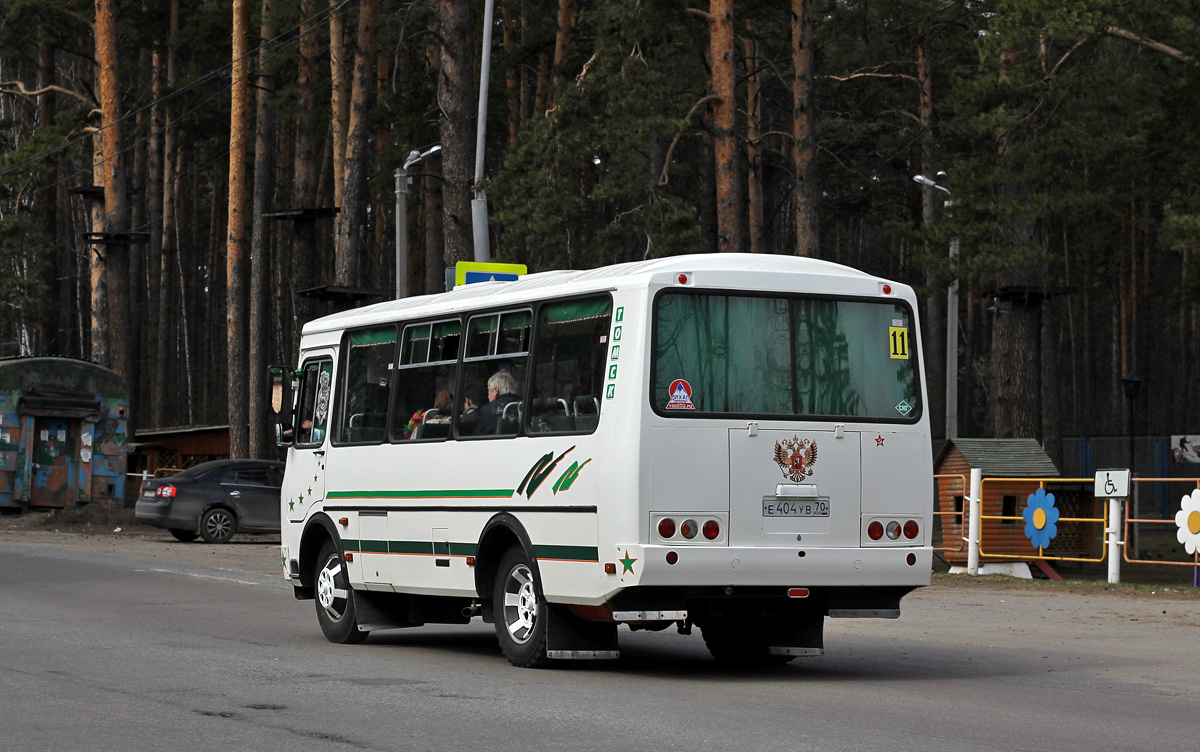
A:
[{"left": 763, "top": 499, "right": 830, "bottom": 517}]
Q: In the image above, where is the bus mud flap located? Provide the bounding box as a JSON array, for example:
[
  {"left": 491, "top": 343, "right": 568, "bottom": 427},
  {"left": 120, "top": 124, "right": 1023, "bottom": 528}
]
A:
[
  {"left": 765, "top": 613, "right": 824, "bottom": 657},
  {"left": 545, "top": 604, "right": 619, "bottom": 660},
  {"left": 354, "top": 590, "right": 422, "bottom": 632}
]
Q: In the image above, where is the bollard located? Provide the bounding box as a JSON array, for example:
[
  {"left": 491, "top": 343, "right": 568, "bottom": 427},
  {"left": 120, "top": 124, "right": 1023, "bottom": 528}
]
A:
[
  {"left": 1107, "top": 497, "right": 1122, "bottom": 584},
  {"left": 967, "top": 468, "right": 982, "bottom": 575}
]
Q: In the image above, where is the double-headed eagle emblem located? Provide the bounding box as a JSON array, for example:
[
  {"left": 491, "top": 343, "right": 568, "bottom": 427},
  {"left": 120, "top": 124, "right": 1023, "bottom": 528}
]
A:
[{"left": 774, "top": 437, "right": 818, "bottom": 482}]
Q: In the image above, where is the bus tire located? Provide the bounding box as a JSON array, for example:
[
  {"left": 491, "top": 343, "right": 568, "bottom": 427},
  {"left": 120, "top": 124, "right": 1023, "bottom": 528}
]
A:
[
  {"left": 493, "top": 547, "right": 550, "bottom": 668},
  {"left": 314, "top": 541, "right": 368, "bottom": 644},
  {"left": 700, "top": 618, "right": 794, "bottom": 668}
]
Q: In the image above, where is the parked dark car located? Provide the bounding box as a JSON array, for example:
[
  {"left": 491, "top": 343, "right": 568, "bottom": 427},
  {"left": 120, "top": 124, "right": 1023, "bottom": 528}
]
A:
[{"left": 134, "top": 459, "right": 285, "bottom": 543}]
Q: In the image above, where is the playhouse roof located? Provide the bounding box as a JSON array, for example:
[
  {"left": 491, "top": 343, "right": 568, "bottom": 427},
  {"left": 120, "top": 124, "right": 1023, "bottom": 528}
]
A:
[{"left": 934, "top": 438, "right": 1060, "bottom": 477}]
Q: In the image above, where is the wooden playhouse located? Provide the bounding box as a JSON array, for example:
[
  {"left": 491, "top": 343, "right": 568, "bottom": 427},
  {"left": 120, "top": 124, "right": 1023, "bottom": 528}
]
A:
[{"left": 934, "top": 438, "right": 1101, "bottom": 565}]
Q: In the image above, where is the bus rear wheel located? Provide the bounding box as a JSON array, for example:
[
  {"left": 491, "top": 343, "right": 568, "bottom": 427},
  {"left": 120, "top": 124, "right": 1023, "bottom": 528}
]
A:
[
  {"left": 314, "top": 541, "right": 368, "bottom": 644},
  {"left": 493, "top": 547, "right": 550, "bottom": 668}
]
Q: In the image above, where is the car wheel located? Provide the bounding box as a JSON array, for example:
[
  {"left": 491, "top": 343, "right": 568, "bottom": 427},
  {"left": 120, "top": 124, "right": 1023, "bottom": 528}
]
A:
[
  {"left": 168, "top": 528, "right": 197, "bottom": 543},
  {"left": 200, "top": 507, "right": 237, "bottom": 544},
  {"left": 492, "top": 546, "right": 550, "bottom": 668},
  {"left": 314, "top": 541, "right": 368, "bottom": 644}
]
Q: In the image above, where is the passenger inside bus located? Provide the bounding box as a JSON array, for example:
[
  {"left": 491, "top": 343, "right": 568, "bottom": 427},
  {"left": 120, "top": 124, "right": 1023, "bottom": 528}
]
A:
[{"left": 474, "top": 371, "right": 520, "bottom": 435}]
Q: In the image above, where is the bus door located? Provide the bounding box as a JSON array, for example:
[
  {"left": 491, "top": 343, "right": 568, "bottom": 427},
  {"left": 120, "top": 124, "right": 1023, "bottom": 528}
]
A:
[
  {"left": 728, "top": 428, "right": 861, "bottom": 548},
  {"left": 287, "top": 354, "right": 334, "bottom": 524}
]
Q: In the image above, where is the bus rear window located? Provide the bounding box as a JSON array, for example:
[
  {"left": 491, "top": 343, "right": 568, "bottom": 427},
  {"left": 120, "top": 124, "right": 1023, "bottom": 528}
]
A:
[{"left": 652, "top": 292, "right": 919, "bottom": 420}]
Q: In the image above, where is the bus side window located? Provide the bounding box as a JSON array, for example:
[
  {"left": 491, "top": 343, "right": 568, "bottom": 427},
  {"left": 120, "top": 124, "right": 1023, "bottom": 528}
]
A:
[
  {"left": 296, "top": 359, "right": 332, "bottom": 446},
  {"left": 528, "top": 296, "right": 612, "bottom": 435},
  {"left": 392, "top": 319, "right": 461, "bottom": 442},
  {"left": 460, "top": 310, "right": 531, "bottom": 438},
  {"left": 336, "top": 326, "right": 396, "bottom": 444}
]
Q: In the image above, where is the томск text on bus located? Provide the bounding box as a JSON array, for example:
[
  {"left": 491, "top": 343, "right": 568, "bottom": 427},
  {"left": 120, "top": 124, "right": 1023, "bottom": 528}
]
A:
[{"left": 268, "top": 253, "right": 933, "bottom": 668}]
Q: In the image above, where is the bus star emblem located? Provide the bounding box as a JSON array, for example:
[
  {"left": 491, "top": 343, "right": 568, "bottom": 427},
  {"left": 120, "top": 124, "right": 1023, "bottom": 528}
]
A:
[{"left": 619, "top": 550, "right": 637, "bottom": 574}]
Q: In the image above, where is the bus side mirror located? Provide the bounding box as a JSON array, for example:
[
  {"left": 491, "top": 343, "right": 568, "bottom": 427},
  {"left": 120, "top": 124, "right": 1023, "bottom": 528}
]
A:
[
  {"left": 269, "top": 365, "right": 293, "bottom": 447},
  {"left": 269, "top": 365, "right": 289, "bottom": 415}
]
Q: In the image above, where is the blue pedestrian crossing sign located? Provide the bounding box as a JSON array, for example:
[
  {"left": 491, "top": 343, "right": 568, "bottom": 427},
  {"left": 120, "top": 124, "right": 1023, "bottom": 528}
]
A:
[{"left": 455, "top": 261, "right": 528, "bottom": 287}]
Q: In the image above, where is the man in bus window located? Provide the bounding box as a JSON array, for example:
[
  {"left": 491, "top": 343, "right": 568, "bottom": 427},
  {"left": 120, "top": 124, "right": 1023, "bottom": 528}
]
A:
[{"left": 474, "top": 371, "right": 520, "bottom": 435}]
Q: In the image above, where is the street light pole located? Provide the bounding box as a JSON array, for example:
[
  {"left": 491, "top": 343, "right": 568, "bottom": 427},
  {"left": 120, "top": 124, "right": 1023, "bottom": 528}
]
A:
[
  {"left": 394, "top": 145, "right": 442, "bottom": 300},
  {"left": 912, "top": 173, "right": 958, "bottom": 438}
]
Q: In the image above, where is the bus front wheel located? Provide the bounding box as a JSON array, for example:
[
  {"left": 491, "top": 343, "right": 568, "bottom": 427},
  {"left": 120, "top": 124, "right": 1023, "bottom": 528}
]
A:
[
  {"left": 493, "top": 547, "right": 550, "bottom": 668},
  {"left": 314, "top": 541, "right": 368, "bottom": 644}
]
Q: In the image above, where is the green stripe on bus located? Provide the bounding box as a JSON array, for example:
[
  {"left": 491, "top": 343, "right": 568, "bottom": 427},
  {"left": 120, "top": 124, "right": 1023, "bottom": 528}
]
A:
[
  {"left": 534, "top": 544, "right": 599, "bottom": 562},
  {"left": 327, "top": 489, "right": 515, "bottom": 500},
  {"left": 359, "top": 539, "right": 388, "bottom": 553},
  {"left": 341, "top": 538, "right": 361, "bottom": 551}
]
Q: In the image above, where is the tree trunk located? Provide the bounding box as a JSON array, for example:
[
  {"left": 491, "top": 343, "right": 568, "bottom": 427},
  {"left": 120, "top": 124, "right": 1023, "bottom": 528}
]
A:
[
  {"left": 743, "top": 32, "right": 764, "bottom": 254},
  {"left": 154, "top": 0, "right": 180, "bottom": 427},
  {"left": 438, "top": 0, "right": 475, "bottom": 267},
  {"left": 146, "top": 33, "right": 165, "bottom": 425},
  {"left": 291, "top": 0, "right": 320, "bottom": 358},
  {"left": 335, "top": 0, "right": 379, "bottom": 290},
  {"left": 791, "top": 0, "right": 818, "bottom": 256},
  {"left": 502, "top": 1, "right": 520, "bottom": 150},
  {"left": 227, "top": 0, "right": 252, "bottom": 458},
  {"left": 551, "top": 0, "right": 575, "bottom": 101},
  {"left": 916, "top": 33, "right": 945, "bottom": 439},
  {"left": 706, "top": 0, "right": 742, "bottom": 254},
  {"left": 330, "top": 0, "right": 352, "bottom": 209},
  {"left": 425, "top": 156, "right": 445, "bottom": 293},
  {"left": 249, "top": 0, "right": 278, "bottom": 458}
]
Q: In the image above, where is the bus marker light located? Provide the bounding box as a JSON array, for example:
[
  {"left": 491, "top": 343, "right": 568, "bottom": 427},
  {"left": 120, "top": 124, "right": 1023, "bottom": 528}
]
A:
[
  {"left": 680, "top": 519, "right": 698, "bottom": 539},
  {"left": 882, "top": 284, "right": 892, "bottom": 294},
  {"left": 344, "top": 553, "right": 354, "bottom": 562},
  {"left": 604, "top": 563, "right": 617, "bottom": 574},
  {"left": 466, "top": 556, "right": 476, "bottom": 567},
  {"left": 906, "top": 553, "right": 917, "bottom": 566},
  {"left": 867, "top": 521, "right": 884, "bottom": 540},
  {"left": 702, "top": 520, "right": 720, "bottom": 540},
  {"left": 666, "top": 551, "right": 678, "bottom": 565},
  {"left": 903, "top": 520, "right": 919, "bottom": 539},
  {"left": 787, "top": 588, "right": 810, "bottom": 598},
  {"left": 338, "top": 518, "right": 348, "bottom": 526},
  {"left": 658, "top": 518, "right": 676, "bottom": 539},
  {"left": 678, "top": 273, "right": 688, "bottom": 284}
]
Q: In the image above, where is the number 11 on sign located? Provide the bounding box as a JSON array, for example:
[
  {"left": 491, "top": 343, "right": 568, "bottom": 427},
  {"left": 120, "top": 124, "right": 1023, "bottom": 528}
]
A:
[{"left": 889, "top": 327, "right": 909, "bottom": 359}]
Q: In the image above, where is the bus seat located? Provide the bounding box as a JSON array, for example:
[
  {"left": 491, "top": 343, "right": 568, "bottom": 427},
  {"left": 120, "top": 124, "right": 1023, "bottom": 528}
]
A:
[
  {"left": 575, "top": 414, "right": 599, "bottom": 432},
  {"left": 497, "top": 401, "right": 522, "bottom": 434},
  {"left": 574, "top": 396, "right": 600, "bottom": 416},
  {"left": 414, "top": 421, "right": 451, "bottom": 440}
]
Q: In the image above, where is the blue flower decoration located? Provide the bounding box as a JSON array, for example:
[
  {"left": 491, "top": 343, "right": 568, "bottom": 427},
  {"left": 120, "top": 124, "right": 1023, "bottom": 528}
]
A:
[{"left": 1023, "top": 488, "right": 1059, "bottom": 549}]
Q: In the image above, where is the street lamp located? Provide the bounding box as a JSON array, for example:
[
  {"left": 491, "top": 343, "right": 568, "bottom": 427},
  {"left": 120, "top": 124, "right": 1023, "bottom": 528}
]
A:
[
  {"left": 912, "top": 173, "right": 959, "bottom": 439},
  {"left": 394, "top": 145, "right": 442, "bottom": 299}
]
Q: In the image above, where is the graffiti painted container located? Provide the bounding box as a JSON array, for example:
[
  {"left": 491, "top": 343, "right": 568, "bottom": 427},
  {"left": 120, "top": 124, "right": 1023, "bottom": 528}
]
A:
[{"left": 0, "top": 357, "right": 130, "bottom": 510}]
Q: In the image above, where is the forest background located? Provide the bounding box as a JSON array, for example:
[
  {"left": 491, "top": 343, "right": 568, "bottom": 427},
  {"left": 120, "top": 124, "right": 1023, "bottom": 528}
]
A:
[{"left": 0, "top": 0, "right": 1198, "bottom": 465}]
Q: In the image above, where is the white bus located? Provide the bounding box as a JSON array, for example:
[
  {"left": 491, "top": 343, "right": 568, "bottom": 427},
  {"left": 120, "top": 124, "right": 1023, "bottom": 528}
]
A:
[{"left": 271, "top": 253, "right": 933, "bottom": 667}]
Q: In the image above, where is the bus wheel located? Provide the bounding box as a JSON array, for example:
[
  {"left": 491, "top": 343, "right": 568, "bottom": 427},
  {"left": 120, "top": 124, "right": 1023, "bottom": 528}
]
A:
[
  {"left": 700, "top": 618, "right": 794, "bottom": 668},
  {"left": 493, "top": 547, "right": 550, "bottom": 668},
  {"left": 314, "top": 541, "right": 368, "bottom": 644}
]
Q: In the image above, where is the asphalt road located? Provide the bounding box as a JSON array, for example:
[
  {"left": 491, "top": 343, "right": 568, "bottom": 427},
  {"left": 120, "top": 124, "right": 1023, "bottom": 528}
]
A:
[{"left": 1, "top": 536, "right": 1197, "bottom": 752}]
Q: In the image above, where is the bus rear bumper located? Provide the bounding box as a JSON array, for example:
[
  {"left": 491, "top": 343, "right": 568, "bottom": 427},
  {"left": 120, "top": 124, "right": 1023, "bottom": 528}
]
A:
[{"left": 608, "top": 544, "right": 932, "bottom": 591}]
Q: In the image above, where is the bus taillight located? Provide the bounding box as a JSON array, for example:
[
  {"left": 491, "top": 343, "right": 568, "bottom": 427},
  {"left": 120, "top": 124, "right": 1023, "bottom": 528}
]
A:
[
  {"left": 702, "top": 519, "right": 720, "bottom": 540},
  {"left": 658, "top": 518, "right": 676, "bottom": 539},
  {"left": 904, "top": 520, "right": 919, "bottom": 539},
  {"left": 867, "top": 521, "right": 884, "bottom": 540}
]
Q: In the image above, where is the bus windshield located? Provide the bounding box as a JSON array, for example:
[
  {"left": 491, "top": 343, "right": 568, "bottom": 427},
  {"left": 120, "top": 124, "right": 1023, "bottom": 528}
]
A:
[{"left": 652, "top": 292, "right": 919, "bottom": 420}]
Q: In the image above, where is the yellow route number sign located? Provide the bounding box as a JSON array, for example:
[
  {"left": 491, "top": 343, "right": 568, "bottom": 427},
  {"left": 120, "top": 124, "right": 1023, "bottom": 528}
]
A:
[{"left": 889, "top": 326, "right": 910, "bottom": 360}]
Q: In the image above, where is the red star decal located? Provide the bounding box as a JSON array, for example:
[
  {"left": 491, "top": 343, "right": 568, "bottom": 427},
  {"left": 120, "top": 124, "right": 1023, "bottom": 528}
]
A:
[{"left": 875, "top": 435, "right": 885, "bottom": 447}]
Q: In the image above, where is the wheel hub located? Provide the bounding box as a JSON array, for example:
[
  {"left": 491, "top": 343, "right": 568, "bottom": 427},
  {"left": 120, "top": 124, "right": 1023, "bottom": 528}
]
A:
[{"left": 317, "top": 563, "right": 338, "bottom": 612}]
